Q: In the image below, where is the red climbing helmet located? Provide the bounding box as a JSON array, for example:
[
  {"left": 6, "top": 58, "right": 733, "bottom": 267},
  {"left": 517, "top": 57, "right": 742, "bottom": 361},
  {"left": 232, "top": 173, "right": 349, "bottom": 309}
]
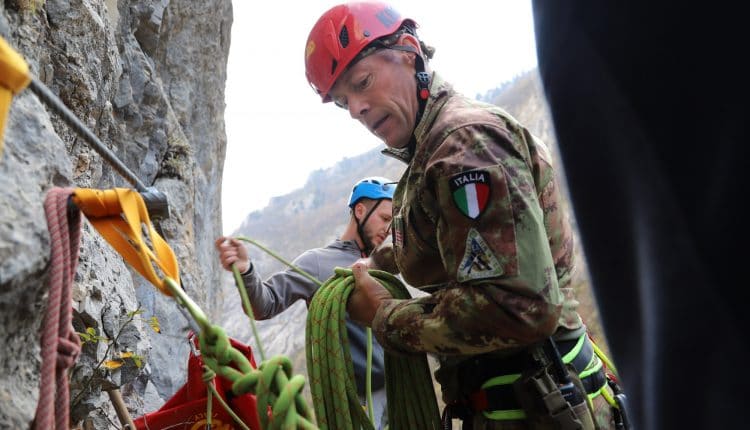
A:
[{"left": 304, "top": 1, "right": 414, "bottom": 102}]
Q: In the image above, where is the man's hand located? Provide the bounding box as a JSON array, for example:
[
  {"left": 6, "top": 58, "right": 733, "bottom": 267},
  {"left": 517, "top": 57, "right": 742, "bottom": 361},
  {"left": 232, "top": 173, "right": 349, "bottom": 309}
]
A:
[
  {"left": 215, "top": 236, "right": 251, "bottom": 273},
  {"left": 347, "top": 260, "right": 393, "bottom": 327}
]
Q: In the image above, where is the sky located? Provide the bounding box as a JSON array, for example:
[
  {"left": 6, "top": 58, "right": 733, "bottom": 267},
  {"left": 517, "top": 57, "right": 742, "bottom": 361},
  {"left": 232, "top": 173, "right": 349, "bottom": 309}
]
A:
[{"left": 222, "top": 1, "right": 538, "bottom": 233}]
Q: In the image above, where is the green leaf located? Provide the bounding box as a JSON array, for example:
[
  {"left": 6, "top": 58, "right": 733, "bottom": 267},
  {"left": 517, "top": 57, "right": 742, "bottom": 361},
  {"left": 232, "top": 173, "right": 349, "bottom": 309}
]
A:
[
  {"left": 102, "top": 359, "right": 123, "bottom": 370},
  {"left": 132, "top": 355, "right": 143, "bottom": 368},
  {"left": 148, "top": 316, "right": 161, "bottom": 334},
  {"left": 127, "top": 308, "right": 145, "bottom": 318},
  {"left": 76, "top": 332, "right": 92, "bottom": 343}
]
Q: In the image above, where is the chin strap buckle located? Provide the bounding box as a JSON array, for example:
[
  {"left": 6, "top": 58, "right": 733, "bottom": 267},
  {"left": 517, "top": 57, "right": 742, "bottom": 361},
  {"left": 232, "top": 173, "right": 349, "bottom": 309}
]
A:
[{"left": 416, "top": 71, "right": 431, "bottom": 100}]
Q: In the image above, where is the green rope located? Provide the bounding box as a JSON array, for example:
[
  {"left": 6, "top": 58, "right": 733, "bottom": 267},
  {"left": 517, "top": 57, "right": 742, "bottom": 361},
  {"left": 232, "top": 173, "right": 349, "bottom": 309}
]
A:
[
  {"left": 163, "top": 277, "right": 317, "bottom": 429},
  {"left": 236, "top": 235, "right": 380, "bottom": 428},
  {"left": 202, "top": 365, "right": 251, "bottom": 430},
  {"left": 306, "top": 268, "right": 442, "bottom": 430},
  {"left": 236, "top": 236, "right": 323, "bottom": 287},
  {"left": 366, "top": 327, "right": 374, "bottom": 422},
  {"left": 232, "top": 264, "right": 266, "bottom": 362}
]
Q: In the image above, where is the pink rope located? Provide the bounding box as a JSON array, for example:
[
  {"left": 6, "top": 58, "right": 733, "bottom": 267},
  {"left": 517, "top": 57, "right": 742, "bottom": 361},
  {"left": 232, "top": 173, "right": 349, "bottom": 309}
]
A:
[{"left": 34, "top": 187, "right": 82, "bottom": 429}]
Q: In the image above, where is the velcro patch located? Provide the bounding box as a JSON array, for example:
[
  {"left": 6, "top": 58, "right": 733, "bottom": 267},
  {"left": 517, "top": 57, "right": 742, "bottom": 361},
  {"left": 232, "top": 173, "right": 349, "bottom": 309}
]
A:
[
  {"left": 392, "top": 215, "right": 404, "bottom": 249},
  {"left": 457, "top": 228, "right": 503, "bottom": 282},
  {"left": 450, "top": 169, "right": 491, "bottom": 219}
]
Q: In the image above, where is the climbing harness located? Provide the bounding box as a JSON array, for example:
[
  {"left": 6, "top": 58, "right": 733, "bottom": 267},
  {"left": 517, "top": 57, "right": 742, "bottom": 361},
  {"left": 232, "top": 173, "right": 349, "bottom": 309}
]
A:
[
  {"left": 444, "top": 332, "right": 626, "bottom": 430},
  {"left": 306, "top": 267, "right": 441, "bottom": 430},
  {"left": 34, "top": 188, "right": 83, "bottom": 430}
]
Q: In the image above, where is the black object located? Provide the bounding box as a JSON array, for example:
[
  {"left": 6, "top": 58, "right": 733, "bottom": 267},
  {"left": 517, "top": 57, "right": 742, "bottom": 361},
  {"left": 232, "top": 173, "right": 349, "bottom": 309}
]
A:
[
  {"left": 607, "top": 377, "right": 630, "bottom": 430},
  {"left": 532, "top": 1, "right": 749, "bottom": 429},
  {"left": 543, "top": 338, "right": 584, "bottom": 408},
  {"left": 139, "top": 187, "right": 170, "bottom": 221}
]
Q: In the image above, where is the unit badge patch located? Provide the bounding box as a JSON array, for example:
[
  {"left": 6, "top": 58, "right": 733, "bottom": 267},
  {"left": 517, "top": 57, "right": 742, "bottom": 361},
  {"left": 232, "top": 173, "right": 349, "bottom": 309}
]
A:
[
  {"left": 450, "top": 169, "right": 490, "bottom": 219},
  {"left": 457, "top": 228, "right": 503, "bottom": 282}
]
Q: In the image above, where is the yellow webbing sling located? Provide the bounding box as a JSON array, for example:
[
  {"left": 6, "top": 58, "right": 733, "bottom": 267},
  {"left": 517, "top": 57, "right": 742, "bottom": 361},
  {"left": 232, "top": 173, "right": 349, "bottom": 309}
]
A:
[
  {"left": 0, "top": 36, "right": 31, "bottom": 157},
  {"left": 72, "top": 188, "right": 179, "bottom": 294}
]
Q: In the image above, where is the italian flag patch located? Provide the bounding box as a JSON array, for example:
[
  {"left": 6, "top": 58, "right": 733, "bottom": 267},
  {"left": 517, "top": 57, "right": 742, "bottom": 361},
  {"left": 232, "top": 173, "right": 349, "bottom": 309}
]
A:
[{"left": 450, "top": 169, "right": 491, "bottom": 219}]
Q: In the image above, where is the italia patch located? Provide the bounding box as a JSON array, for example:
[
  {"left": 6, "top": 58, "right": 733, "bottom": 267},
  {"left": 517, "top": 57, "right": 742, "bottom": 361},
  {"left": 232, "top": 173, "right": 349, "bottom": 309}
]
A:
[
  {"left": 457, "top": 228, "right": 503, "bottom": 282},
  {"left": 450, "top": 169, "right": 491, "bottom": 219}
]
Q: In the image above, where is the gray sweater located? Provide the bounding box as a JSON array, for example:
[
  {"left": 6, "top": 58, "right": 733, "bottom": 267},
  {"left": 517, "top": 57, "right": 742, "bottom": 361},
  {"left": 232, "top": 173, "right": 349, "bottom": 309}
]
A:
[{"left": 241, "top": 239, "right": 386, "bottom": 394}]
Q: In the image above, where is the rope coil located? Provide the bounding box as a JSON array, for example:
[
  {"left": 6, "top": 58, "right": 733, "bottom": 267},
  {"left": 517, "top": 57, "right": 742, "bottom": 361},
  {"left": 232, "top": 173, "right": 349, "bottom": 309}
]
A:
[
  {"left": 306, "top": 268, "right": 442, "bottom": 430},
  {"left": 35, "top": 188, "right": 83, "bottom": 430},
  {"left": 163, "top": 278, "right": 317, "bottom": 430}
]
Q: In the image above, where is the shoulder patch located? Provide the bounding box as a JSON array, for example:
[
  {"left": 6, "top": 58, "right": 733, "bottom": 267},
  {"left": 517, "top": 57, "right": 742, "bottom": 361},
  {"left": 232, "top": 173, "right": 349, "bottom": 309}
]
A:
[
  {"left": 458, "top": 228, "right": 503, "bottom": 282},
  {"left": 450, "top": 169, "right": 491, "bottom": 219}
]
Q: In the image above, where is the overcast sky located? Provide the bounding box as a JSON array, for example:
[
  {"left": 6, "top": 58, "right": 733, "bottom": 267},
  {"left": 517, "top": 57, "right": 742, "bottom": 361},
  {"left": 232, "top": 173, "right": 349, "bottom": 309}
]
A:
[{"left": 222, "top": 1, "right": 538, "bottom": 233}]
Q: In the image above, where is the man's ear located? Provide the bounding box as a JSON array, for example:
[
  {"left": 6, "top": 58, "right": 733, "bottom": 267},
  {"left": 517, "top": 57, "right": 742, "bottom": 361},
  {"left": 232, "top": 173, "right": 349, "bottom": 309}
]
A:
[
  {"left": 354, "top": 201, "right": 367, "bottom": 218},
  {"left": 397, "top": 33, "right": 422, "bottom": 57}
]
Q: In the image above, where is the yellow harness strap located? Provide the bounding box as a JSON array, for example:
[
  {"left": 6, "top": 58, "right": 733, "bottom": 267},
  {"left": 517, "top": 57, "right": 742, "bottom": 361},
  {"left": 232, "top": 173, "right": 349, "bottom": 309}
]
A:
[
  {"left": 0, "top": 36, "right": 31, "bottom": 156},
  {"left": 72, "top": 188, "right": 179, "bottom": 294}
]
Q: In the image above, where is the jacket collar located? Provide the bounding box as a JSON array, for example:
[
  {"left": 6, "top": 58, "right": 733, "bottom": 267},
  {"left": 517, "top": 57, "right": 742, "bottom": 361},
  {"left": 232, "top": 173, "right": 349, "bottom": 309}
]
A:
[
  {"left": 333, "top": 238, "right": 363, "bottom": 254},
  {"left": 381, "top": 73, "right": 455, "bottom": 164}
]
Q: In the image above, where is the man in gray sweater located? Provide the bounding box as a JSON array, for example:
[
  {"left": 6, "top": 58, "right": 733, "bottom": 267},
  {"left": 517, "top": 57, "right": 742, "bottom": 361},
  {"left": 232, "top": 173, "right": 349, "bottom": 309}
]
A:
[{"left": 215, "top": 177, "right": 396, "bottom": 429}]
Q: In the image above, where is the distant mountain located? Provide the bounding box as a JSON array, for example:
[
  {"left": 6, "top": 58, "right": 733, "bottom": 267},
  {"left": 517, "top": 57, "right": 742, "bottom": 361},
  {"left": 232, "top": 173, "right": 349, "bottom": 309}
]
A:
[
  {"left": 234, "top": 147, "right": 406, "bottom": 273},
  {"left": 215, "top": 69, "right": 609, "bottom": 396}
]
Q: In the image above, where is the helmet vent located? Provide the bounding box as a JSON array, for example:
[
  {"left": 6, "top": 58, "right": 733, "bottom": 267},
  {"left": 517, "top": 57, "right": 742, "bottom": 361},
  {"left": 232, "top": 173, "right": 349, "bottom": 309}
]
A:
[
  {"left": 331, "top": 59, "right": 338, "bottom": 75},
  {"left": 339, "top": 26, "right": 350, "bottom": 48}
]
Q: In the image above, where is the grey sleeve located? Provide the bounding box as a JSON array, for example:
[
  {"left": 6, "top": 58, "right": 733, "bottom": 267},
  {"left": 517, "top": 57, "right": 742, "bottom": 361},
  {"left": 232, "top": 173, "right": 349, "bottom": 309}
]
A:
[{"left": 239, "top": 251, "right": 323, "bottom": 320}]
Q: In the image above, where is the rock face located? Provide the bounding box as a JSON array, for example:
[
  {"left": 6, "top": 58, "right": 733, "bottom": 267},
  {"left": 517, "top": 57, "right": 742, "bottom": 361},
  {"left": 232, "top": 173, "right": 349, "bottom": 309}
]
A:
[{"left": 0, "top": 0, "right": 231, "bottom": 428}]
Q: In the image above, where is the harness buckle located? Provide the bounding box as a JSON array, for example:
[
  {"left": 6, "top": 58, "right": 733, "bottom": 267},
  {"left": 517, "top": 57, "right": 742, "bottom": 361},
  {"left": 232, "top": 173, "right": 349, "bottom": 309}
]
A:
[{"left": 441, "top": 401, "right": 473, "bottom": 430}]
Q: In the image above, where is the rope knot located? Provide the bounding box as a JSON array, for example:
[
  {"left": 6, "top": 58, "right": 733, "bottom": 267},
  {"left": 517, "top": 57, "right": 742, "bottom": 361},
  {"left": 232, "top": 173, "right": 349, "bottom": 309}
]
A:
[
  {"left": 56, "top": 329, "right": 82, "bottom": 369},
  {"left": 200, "top": 325, "right": 233, "bottom": 364},
  {"left": 202, "top": 365, "right": 217, "bottom": 383}
]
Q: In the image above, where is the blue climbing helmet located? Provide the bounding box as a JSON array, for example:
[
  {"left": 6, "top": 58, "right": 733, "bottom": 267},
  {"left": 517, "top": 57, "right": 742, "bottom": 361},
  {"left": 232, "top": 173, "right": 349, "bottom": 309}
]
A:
[{"left": 348, "top": 177, "right": 396, "bottom": 208}]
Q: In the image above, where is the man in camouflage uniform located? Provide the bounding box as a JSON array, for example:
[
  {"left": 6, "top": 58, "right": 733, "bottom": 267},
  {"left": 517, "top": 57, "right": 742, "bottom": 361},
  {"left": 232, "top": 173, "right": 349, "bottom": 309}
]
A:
[{"left": 304, "top": 2, "right": 618, "bottom": 429}]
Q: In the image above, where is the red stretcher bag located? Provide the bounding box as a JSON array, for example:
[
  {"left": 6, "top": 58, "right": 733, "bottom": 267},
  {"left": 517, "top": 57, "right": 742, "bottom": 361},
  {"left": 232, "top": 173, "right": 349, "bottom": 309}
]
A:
[{"left": 133, "top": 335, "right": 261, "bottom": 430}]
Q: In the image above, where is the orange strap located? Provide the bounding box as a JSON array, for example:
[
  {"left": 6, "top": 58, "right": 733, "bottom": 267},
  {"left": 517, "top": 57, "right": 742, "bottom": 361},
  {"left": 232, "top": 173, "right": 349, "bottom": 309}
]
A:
[
  {"left": 0, "top": 35, "right": 31, "bottom": 156},
  {"left": 72, "top": 188, "right": 179, "bottom": 295}
]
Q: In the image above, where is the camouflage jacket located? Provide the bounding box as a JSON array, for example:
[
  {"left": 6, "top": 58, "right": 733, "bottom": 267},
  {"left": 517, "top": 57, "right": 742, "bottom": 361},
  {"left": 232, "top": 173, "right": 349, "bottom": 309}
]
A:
[{"left": 372, "top": 74, "right": 582, "bottom": 362}]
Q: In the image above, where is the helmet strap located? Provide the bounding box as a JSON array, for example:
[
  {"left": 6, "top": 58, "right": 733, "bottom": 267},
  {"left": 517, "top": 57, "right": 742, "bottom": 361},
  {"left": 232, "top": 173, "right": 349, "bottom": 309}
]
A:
[
  {"left": 388, "top": 44, "right": 431, "bottom": 106},
  {"left": 354, "top": 199, "right": 384, "bottom": 255},
  {"left": 388, "top": 44, "right": 430, "bottom": 143}
]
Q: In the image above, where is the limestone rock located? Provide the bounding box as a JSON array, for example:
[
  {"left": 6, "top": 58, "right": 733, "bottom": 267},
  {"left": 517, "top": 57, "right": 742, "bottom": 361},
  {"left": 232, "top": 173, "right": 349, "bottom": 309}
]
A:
[{"left": 0, "top": 0, "right": 232, "bottom": 426}]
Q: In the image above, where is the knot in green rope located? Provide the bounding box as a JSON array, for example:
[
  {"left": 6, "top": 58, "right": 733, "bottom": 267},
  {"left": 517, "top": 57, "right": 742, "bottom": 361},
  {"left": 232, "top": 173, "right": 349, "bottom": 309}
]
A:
[
  {"left": 202, "top": 364, "right": 217, "bottom": 382},
  {"left": 199, "top": 325, "right": 235, "bottom": 366},
  {"left": 196, "top": 321, "right": 316, "bottom": 429}
]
